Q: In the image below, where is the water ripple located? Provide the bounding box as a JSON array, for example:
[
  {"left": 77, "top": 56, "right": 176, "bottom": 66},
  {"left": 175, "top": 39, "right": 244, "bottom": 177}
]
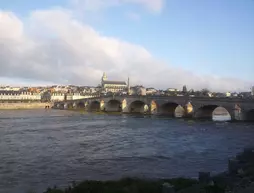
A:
[{"left": 0, "top": 109, "right": 254, "bottom": 193}]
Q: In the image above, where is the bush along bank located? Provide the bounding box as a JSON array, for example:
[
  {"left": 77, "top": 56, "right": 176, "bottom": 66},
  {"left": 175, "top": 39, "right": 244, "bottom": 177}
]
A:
[{"left": 41, "top": 147, "right": 254, "bottom": 193}]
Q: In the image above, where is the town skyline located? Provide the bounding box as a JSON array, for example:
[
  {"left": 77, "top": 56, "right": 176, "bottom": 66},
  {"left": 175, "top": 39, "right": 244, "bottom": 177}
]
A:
[
  {"left": 1, "top": 74, "right": 254, "bottom": 96},
  {"left": 0, "top": 71, "right": 254, "bottom": 93},
  {"left": 0, "top": 0, "right": 254, "bottom": 92}
]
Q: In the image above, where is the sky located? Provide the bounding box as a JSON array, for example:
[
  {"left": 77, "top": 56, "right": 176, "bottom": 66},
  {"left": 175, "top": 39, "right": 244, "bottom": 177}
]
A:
[{"left": 0, "top": 0, "right": 253, "bottom": 91}]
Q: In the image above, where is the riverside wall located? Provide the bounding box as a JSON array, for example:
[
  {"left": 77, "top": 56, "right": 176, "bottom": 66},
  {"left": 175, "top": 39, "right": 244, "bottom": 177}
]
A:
[{"left": 0, "top": 102, "right": 52, "bottom": 110}]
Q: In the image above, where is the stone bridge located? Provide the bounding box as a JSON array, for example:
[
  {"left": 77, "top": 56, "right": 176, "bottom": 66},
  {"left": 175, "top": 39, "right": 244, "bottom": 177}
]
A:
[{"left": 52, "top": 95, "right": 254, "bottom": 121}]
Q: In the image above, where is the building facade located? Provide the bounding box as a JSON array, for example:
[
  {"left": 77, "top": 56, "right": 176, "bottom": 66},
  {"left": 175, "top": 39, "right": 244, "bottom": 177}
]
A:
[
  {"left": 146, "top": 88, "right": 157, "bottom": 95},
  {"left": 130, "top": 86, "right": 146, "bottom": 95},
  {"left": 51, "top": 92, "right": 65, "bottom": 102},
  {"left": 65, "top": 93, "right": 97, "bottom": 100},
  {"left": 0, "top": 86, "right": 21, "bottom": 91},
  {"left": 101, "top": 72, "right": 129, "bottom": 93},
  {"left": 0, "top": 91, "right": 41, "bottom": 101}
]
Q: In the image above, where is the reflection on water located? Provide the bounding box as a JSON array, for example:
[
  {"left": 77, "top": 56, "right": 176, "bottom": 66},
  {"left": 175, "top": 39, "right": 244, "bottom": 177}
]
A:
[
  {"left": 213, "top": 107, "right": 231, "bottom": 121},
  {"left": 213, "top": 115, "right": 231, "bottom": 122},
  {"left": 0, "top": 109, "right": 253, "bottom": 193}
]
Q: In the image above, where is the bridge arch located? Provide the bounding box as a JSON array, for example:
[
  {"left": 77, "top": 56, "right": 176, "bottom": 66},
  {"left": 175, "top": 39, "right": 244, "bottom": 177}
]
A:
[
  {"left": 159, "top": 102, "right": 184, "bottom": 117},
  {"left": 69, "top": 103, "right": 74, "bottom": 109},
  {"left": 88, "top": 100, "right": 100, "bottom": 112},
  {"left": 106, "top": 99, "right": 122, "bottom": 112},
  {"left": 77, "top": 101, "right": 85, "bottom": 109},
  {"left": 245, "top": 109, "right": 254, "bottom": 121},
  {"left": 59, "top": 103, "right": 64, "bottom": 109},
  {"left": 129, "top": 100, "right": 147, "bottom": 113},
  {"left": 194, "top": 105, "right": 232, "bottom": 121}
]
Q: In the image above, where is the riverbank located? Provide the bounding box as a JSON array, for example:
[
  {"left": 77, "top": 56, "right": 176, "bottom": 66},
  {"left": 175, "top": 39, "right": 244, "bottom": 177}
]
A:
[
  {"left": 0, "top": 102, "right": 52, "bottom": 109},
  {"left": 40, "top": 147, "right": 254, "bottom": 193}
]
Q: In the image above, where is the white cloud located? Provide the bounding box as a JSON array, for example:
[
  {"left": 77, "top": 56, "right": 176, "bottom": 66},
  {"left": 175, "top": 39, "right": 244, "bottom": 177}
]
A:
[
  {"left": 126, "top": 12, "right": 140, "bottom": 20},
  {"left": 70, "top": 0, "right": 164, "bottom": 13},
  {"left": 0, "top": 9, "right": 252, "bottom": 92}
]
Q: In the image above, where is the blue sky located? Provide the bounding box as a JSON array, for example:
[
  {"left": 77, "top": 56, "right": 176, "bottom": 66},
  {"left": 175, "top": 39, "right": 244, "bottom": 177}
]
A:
[
  {"left": 91, "top": 0, "right": 254, "bottom": 80},
  {"left": 0, "top": 0, "right": 253, "bottom": 90}
]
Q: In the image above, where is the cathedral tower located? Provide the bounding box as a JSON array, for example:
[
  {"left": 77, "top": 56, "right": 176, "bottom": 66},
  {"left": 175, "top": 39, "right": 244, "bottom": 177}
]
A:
[{"left": 102, "top": 72, "right": 107, "bottom": 81}]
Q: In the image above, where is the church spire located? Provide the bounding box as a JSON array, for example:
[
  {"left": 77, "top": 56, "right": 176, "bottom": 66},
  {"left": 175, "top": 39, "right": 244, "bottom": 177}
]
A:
[
  {"left": 102, "top": 72, "right": 107, "bottom": 81},
  {"left": 127, "top": 76, "right": 130, "bottom": 95}
]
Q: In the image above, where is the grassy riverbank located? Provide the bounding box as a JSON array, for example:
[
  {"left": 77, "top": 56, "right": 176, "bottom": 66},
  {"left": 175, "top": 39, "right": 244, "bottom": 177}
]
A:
[{"left": 38, "top": 147, "right": 254, "bottom": 193}]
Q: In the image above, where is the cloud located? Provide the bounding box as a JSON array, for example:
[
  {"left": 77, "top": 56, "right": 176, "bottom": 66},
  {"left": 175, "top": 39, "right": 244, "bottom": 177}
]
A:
[
  {"left": 0, "top": 9, "right": 252, "bottom": 92},
  {"left": 70, "top": 0, "right": 164, "bottom": 13},
  {"left": 125, "top": 12, "right": 140, "bottom": 21}
]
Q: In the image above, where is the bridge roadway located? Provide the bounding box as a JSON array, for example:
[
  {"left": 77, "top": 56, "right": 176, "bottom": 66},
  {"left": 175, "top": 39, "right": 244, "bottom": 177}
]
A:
[{"left": 53, "top": 95, "right": 254, "bottom": 121}]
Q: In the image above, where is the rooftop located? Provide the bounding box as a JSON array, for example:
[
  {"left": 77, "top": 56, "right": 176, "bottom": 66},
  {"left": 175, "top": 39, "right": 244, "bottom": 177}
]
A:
[{"left": 103, "top": 80, "right": 127, "bottom": 85}]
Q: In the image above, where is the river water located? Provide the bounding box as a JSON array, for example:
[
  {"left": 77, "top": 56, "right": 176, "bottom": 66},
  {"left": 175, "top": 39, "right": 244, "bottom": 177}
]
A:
[{"left": 0, "top": 110, "right": 254, "bottom": 193}]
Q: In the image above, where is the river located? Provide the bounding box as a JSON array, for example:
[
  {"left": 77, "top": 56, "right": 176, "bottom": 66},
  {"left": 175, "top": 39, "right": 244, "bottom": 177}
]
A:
[{"left": 0, "top": 109, "right": 254, "bottom": 193}]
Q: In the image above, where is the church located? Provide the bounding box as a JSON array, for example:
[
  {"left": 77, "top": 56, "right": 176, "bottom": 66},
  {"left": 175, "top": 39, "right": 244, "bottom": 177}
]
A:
[{"left": 101, "top": 72, "right": 129, "bottom": 94}]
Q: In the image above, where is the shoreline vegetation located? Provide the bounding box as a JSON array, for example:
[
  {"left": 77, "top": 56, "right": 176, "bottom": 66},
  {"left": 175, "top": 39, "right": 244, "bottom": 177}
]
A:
[{"left": 29, "top": 147, "right": 254, "bottom": 193}]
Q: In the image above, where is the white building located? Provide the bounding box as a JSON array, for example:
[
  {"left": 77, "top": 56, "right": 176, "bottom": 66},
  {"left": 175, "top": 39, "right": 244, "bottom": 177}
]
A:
[
  {"left": 225, "top": 92, "right": 231, "bottom": 97},
  {"left": 130, "top": 86, "right": 146, "bottom": 95},
  {"left": 51, "top": 92, "right": 65, "bottom": 102},
  {"left": 146, "top": 88, "right": 157, "bottom": 95},
  {"left": 0, "top": 91, "right": 41, "bottom": 101},
  {"left": 20, "top": 92, "right": 41, "bottom": 100},
  {"left": 0, "top": 91, "right": 20, "bottom": 100},
  {"left": 252, "top": 86, "right": 254, "bottom": 96},
  {"left": 72, "top": 93, "right": 98, "bottom": 100},
  {"left": 166, "top": 88, "right": 179, "bottom": 92},
  {"left": 0, "top": 86, "right": 21, "bottom": 91},
  {"left": 136, "top": 86, "right": 146, "bottom": 96},
  {"left": 66, "top": 93, "right": 73, "bottom": 101},
  {"left": 68, "top": 93, "right": 100, "bottom": 100}
]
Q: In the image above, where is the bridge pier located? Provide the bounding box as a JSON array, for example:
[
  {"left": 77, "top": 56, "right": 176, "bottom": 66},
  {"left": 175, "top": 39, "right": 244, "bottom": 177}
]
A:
[
  {"left": 121, "top": 99, "right": 129, "bottom": 113},
  {"left": 150, "top": 100, "right": 157, "bottom": 115},
  {"left": 234, "top": 110, "right": 244, "bottom": 121},
  {"left": 64, "top": 103, "right": 68, "bottom": 109},
  {"left": 87, "top": 101, "right": 101, "bottom": 112},
  {"left": 184, "top": 102, "right": 194, "bottom": 118}
]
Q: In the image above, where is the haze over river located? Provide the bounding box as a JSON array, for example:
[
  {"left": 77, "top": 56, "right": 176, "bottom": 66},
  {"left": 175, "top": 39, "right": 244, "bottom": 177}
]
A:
[{"left": 0, "top": 110, "right": 254, "bottom": 193}]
